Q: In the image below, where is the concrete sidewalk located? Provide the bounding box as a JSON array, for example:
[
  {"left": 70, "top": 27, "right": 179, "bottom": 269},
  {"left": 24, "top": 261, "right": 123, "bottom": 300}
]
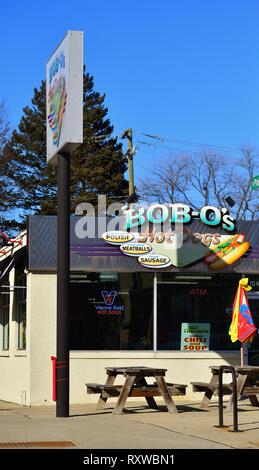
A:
[{"left": 0, "top": 399, "right": 259, "bottom": 449}]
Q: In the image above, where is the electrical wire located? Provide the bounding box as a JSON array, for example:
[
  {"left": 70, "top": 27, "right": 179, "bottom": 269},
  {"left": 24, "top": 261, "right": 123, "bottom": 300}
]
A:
[
  {"left": 86, "top": 129, "right": 256, "bottom": 159},
  {"left": 132, "top": 129, "right": 244, "bottom": 152},
  {"left": 116, "top": 128, "right": 259, "bottom": 160}
]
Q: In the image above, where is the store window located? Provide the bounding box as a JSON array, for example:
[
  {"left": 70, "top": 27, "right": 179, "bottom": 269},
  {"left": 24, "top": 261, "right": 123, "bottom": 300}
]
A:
[
  {"left": 70, "top": 272, "right": 153, "bottom": 350},
  {"left": 69, "top": 270, "right": 253, "bottom": 352},
  {"left": 16, "top": 276, "right": 27, "bottom": 350},
  {"left": 0, "top": 284, "right": 10, "bottom": 350},
  {"left": 157, "top": 273, "right": 241, "bottom": 351}
]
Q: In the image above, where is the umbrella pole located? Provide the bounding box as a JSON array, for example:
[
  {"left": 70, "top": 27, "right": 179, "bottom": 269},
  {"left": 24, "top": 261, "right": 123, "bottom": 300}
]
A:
[
  {"left": 240, "top": 344, "right": 244, "bottom": 367},
  {"left": 240, "top": 343, "right": 248, "bottom": 366}
]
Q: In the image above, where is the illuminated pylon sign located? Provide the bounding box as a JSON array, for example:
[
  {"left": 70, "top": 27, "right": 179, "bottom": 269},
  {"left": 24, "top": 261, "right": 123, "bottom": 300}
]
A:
[{"left": 101, "top": 291, "right": 117, "bottom": 306}]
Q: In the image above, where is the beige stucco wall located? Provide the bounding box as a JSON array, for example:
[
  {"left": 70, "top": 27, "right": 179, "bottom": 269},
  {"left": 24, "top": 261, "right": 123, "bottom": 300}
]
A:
[
  {"left": 28, "top": 272, "right": 57, "bottom": 406},
  {"left": 0, "top": 354, "right": 29, "bottom": 405}
]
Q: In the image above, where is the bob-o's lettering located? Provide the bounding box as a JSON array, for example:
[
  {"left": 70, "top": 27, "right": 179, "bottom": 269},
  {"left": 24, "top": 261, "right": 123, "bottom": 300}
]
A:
[{"left": 125, "top": 204, "right": 235, "bottom": 232}]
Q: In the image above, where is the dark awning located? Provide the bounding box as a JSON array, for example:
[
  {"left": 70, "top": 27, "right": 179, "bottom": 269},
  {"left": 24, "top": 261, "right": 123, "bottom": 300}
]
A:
[{"left": 28, "top": 216, "right": 259, "bottom": 274}]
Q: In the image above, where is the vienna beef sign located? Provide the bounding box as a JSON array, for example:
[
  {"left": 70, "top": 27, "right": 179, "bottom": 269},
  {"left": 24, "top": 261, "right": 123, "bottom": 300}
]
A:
[{"left": 102, "top": 203, "right": 250, "bottom": 270}]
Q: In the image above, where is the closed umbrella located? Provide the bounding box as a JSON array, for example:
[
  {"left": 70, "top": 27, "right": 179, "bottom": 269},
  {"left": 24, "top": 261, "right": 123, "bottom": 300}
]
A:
[{"left": 229, "top": 278, "right": 257, "bottom": 366}]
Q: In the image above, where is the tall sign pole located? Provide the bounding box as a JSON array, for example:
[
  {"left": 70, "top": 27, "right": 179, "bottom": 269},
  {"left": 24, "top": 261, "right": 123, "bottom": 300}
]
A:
[
  {"left": 46, "top": 31, "right": 83, "bottom": 417},
  {"left": 56, "top": 150, "right": 70, "bottom": 417}
]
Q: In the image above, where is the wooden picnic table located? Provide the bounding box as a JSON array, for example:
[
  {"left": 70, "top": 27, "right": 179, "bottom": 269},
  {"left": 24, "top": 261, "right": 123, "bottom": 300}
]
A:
[
  {"left": 86, "top": 366, "right": 187, "bottom": 415},
  {"left": 192, "top": 365, "right": 259, "bottom": 409}
]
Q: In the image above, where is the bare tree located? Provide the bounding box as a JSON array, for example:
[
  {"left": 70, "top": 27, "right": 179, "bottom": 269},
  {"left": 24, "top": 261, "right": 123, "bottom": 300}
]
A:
[
  {"left": 231, "top": 147, "right": 259, "bottom": 220},
  {"left": 0, "top": 101, "right": 9, "bottom": 154},
  {"left": 138, "top": 147, "right": 259, "bottom": 220},
  {"left": 139, "top": 154, "right": 191, "bottom": 204}
]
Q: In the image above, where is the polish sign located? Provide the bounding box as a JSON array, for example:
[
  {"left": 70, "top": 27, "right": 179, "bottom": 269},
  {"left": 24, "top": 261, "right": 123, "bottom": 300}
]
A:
[{"left": 46, "top": 30, "right": 83, "bottom": 164}]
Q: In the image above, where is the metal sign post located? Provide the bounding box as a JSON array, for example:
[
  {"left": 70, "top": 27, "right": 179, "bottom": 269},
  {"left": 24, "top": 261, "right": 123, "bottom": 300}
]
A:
[{"left": 56, "top": 151, "right": 70, "bottom": 417}]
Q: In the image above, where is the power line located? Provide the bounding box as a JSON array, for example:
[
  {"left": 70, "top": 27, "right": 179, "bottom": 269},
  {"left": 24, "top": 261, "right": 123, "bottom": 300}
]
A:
[
  {"left": 100, "top": 128, "right": 259, "bottom": 161},
  {"left": 127, "top": 129, "right": 248, "bottom": 155},
  {"left": 141, "top": 133, "right": 241, "bottom": 152},
  {"left": 136, "top": 140, "right": 240, "bottom": 158},
  {"left": 99, "top": 129, "right": 246, "bottom": 160}
]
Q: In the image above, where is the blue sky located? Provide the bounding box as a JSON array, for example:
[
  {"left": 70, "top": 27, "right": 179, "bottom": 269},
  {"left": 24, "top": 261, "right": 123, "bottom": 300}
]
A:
[{"left": 1, "top": 0, "right": 259, "bottom": 183}]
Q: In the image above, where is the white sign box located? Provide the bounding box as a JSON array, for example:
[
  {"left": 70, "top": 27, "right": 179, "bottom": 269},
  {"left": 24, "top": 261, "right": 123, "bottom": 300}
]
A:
[{"left": 46, "top": 30, "right": 83, "bottom": 164}]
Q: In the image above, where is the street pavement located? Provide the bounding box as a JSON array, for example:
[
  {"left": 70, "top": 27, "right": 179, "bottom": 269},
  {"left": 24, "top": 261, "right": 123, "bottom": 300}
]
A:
[{"left": 0, "top": 398, "right": 259, "bottom": 449}]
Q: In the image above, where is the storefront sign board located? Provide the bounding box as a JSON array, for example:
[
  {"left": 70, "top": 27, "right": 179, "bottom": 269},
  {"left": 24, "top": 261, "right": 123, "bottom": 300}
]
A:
[
  {"left": 252, "top": 175, "right": 259, "bottom": 191},
  {"left": 180, "top": 323, "right": 210, "bottom": 351},
  {"left": 46, "top": 31, "right": 83, "bottom": 164}
]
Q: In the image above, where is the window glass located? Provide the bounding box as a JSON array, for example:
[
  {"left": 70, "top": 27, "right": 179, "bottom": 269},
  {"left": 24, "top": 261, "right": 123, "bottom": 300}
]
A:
[
  {"left": 157, "top": 273, "right": 241, "bottom": 351},
  {"left": 246, "top": 296, "right": 259, "bottom": 350},
  {"left": 70, "top": 272, "right": 153, "bottom": 350},
  {"left": 1, "top": 284, "right": 10, "bottom": 350},
  {"left": 247, "top": 275, "right": 259, "bottom": 352},
  {"left": 16, "top": 276, "right": 27, "bottom": 350}
]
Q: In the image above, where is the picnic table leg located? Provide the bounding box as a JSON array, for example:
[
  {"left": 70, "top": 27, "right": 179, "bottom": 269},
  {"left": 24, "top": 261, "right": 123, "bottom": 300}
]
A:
[
  {"left": 135, "top": 377, "right": 158, "bottom": 410},
  {"left": 113, "top": 375, "right": 136, "bottom": 415},
  {"left": 154, "top": 375, "right": 178, "bottom": 413},
  {"left": 96, "top": 374, "right": 116, "bottom": 410},
  {"left": 241, "top": 374, "right": 259, "bottom": 407},
  {"left": 200, "top": 374, "right": 218, "bottom": 408},
  {"left": 248, "top": 395, "right": 259, "bottom": 406},
  {"left": 228, "top": 374, "right": 246, "bottom": 411}
]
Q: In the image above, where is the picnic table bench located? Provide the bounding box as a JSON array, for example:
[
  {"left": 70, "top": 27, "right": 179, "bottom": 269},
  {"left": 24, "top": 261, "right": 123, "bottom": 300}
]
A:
[
  {"left": 191, "top": 365, "right": 259, "bottom": 409},
  {"left": 86, "top": 366, "right": 187, "bottom": 414},
  {"left": 86, "top": 382, "right": 187, "bottom": 397},
  {"left": 191, "top": 380, "right": 233, "bottom": 408}
]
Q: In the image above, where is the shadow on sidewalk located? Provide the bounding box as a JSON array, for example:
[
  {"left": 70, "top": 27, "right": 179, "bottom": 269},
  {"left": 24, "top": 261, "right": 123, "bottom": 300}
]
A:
[{"left": 70, "top": 403, "right": 210, "bottom": 417}]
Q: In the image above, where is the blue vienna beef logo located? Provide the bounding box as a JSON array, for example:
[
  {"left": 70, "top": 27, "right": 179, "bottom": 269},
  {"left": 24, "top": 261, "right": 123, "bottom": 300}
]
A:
[
  {"left": 95, "top": 291, "right": 125, "bottom": 315},
  {"left": 101, "top": 291, "right": 116, "bottom": 305}
]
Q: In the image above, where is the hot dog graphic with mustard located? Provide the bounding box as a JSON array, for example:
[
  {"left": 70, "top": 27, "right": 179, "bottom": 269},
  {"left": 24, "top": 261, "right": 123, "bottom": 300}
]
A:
[{"left": 204, "top": 234, "right": 250, "bottom": 270}]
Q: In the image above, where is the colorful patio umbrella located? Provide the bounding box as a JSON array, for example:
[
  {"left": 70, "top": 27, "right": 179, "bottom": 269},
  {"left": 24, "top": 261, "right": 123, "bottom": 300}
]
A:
[{"left": 229, "top": 278, "right": 257, "bottom": 364}]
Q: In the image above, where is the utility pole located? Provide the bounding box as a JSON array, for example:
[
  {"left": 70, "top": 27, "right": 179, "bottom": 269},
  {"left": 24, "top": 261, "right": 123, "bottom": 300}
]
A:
[{"left": 122, "top": 128, "right": 135, "bottom": 197}]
